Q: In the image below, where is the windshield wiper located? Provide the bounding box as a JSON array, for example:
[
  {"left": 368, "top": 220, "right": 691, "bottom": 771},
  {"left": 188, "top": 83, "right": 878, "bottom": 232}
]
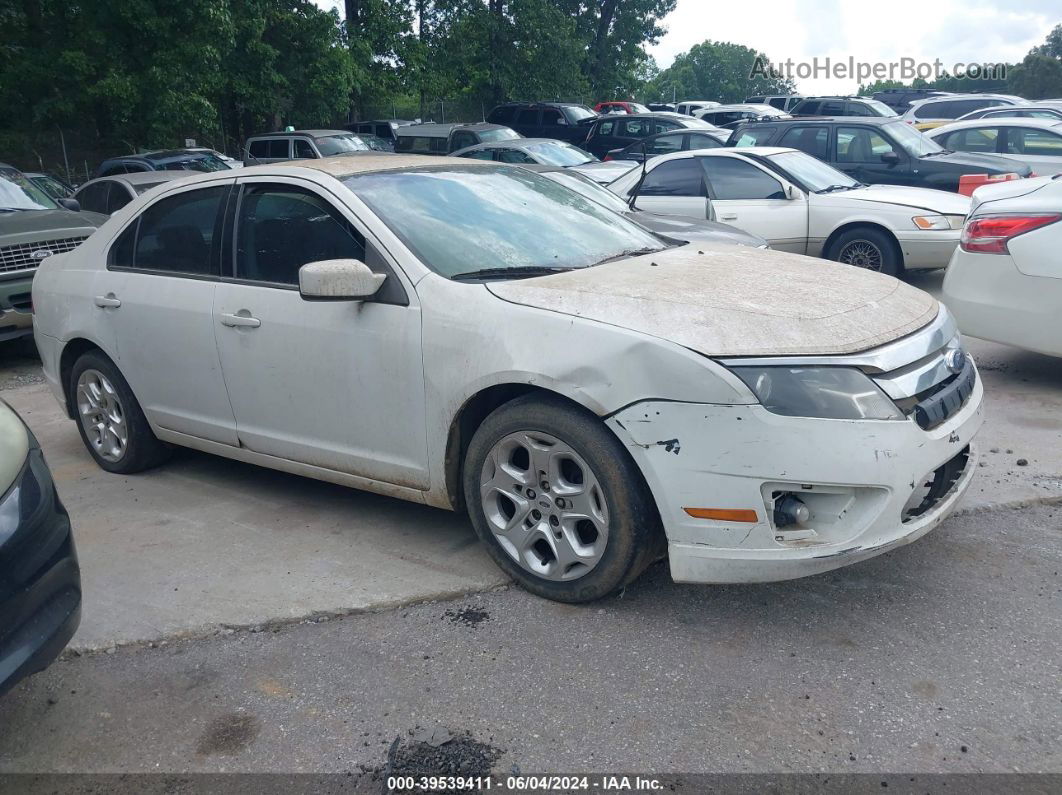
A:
[
  {"left": 450, "top": 266, "right": 575, "bottom": 282},
  {"left": 816, "top": 184, "right": 857, "bottom": 193},
  {"left": 591, "top": 246, "right": 660, "bottom": 266}
]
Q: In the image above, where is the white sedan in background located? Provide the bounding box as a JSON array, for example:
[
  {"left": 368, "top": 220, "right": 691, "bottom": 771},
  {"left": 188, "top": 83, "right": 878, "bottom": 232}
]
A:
[
  {"left": 943, "top": 174, "right": 1062, "bottom": 357},
  {"left": 926, "top": 118, "right": 1062, "bottom": 176},
  {"left": 451, "top": 138, "right": 637, "bottom": 184},
  {"left": 32, "top": 155, "right": 983, "bottom": 602},
  {"left": 608, "top": 147, "right": 970, "bottom": 276}
]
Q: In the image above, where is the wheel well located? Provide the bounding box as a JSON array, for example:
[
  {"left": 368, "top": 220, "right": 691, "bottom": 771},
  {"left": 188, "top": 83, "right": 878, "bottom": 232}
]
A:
[
  {"left": 58, "top": 338, "right": 104, "bottom": 419},
  {"left": 823, "top": 222, "right": 903, "bottom": 268},
  {"left": 444, "top": 384, "right": 580, "bottom": 512}
]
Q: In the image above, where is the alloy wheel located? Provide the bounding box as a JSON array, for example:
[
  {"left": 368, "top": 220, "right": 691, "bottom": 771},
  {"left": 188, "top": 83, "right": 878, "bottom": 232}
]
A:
[
  {"left": 76, "top": 368, "right": 128, "bottom": 463},
  {"left": 479, "top": 431, "right": 609, "bottom": 581},
  {"left": 837, "top": 239, "right": 884, "bottom": 270}
]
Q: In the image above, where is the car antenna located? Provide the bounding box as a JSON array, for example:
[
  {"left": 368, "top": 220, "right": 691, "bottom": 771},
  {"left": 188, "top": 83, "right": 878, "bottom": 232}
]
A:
[{"left": 628, "top": 141, "right": 649, "bottom": 210}]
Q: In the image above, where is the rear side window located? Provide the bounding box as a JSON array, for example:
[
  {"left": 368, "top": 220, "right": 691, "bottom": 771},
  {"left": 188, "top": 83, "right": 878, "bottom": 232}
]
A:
[
  {"left": 489, "top": 106, "right": 516, "bottom": 124},
  {"left": 106, "top": 183, "right": 134, "bottom": 214},
  {"left": 516, "top": 108, "right": 539, "bottom": 125},
  {"left": 644, "top": 133, "right": 684, "bottom": 156},
  {"left": 639, "top": 158, "right": 706, "bottom": 197},
  {"left": 821, "top": 101, "right": 845, "bottom": 116},
  {"left": 686, "top": 133, "right": 722, "bottom": 150},
  {"left": 701, "top": 157, "right": 785, "bottom": 200},
  {"left": 768, "top": 97, "right": 787, "bottom": 110},
  {"left": 945, "top": 127, "right": 999, "bottom": 153},
  {"left": 76, "top": 181, "right": 111, "bottom": 214},
  {"left": 795, "top": 100, "right": 821, "bottom": 115},
  {"left": 111, "top": 186, "right": 226, "bottom": 276},
  {"left": 1005, "top": 127, "right": 1062, "bottom": 156},
  {"left": 779, "top": 126, "right": 829, "bottom": 159},
  {"left": 732, "top": 127, "right": 778, "bottom": 147},
  {"left": 249, "top": 139, "right": 289, "bottom": 158}
]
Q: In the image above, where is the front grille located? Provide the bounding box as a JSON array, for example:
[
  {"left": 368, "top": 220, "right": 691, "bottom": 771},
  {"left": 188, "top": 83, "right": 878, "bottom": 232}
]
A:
[
  {"left": 902, "top": 445, "right": 971, "bottom": 522},
  {"left": 0, "top": 235, "right": 88, "bottom": 274}
]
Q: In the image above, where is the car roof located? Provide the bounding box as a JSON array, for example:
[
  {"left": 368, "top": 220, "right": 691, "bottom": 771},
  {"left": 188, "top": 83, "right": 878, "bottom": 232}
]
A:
[
  {"left": 797, "top": 95, "right": 876, "bottom": 101},
  {"left": 927, "top": 118, "right": 1062, "bottom": 133},
  {"left": 87, "top": 170, "right": 193, "bottom": 186},
  {"left": 455, "top": 138, "right": 569, "bottom": 151},
  {"left": 397, "top": 122, "right": 512, "bottom": 136},
  {"left": 908, "top": 93, "right": 1021, "bottom": 108},
  {"left": 749, "top": 115, "right": 895, "bottom": 126},
  {"left": 248, "top": 129, "right": 353, "bottom": 139},
  {"left": 268, "top": 153, "right": 495, "bottom": 178},
  {"left": 704, "top": 104, "right": 781, "bottom": 112}
]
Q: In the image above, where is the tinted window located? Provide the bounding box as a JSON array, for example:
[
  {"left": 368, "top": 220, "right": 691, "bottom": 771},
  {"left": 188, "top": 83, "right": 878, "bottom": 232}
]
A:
[
  {"left": 451, "top": 131, "right": 477, "bottom": 151},
  {"left": 821, "top": 101, "right": 845, "bottom": 116},
  {"left": 779, "top": 126, "right": 829, "bottom": 159},
  {"left": 733, "top": 127, "right": 778, "bottom": 147},
  {"left": 702, "top": 157, "right": 785, "bottom": 200},
  {"left": 653, "top": 120, "right": 681, "bottom": 133},
  {"left": 100, "top": 163, "right": 146, "bottom": 176},
  {"left": 375, "top": 124, "right": 392, "bottom": 138},
  {"left": 796, "top": 100, "right": 821, "bottom": 115},
  {"left": 489, "top": 106, "right": 516, "bottom": 124},
  {"left": 293, "top": 138, "right": 316, "bottom": 159},
  {"left": 121, "top": 186, "right": 225, "bottom": 275},
  {"left": 686, "top": 133, "right": 722, "bottom": 150},
  {"left": 639, "top": 158, "right": 706, "bottom": 197},
  {"left": 836, "top": 126, "right": 898, "bottom": 162},
  {"left": 516, "top": 108, "right": 539, "bottom": 125},
  {"left": 235, "top": 185, "right": 365, "bottom": 286},
  {"left": 106, "top": 183, "right": 134, "bottom": 214},
  {"left": 1005, "top": 127, "right": 1062, "bottom": 157},
  {"left": 249, "top": 139, "right": 290, "bottom": 158},
  {"left": 768, "top": 97, "right": 787, "bottom": 110},
  {"left": 594, "top": 120, "right": 615, "bottom": 137},
  {"left": 541, "top": 109, "right": 565, "bottom": 126},
  {"left": 945, "top": 127, "right": 999, "bottom": 153},
  {"left": 463, "top": 150, "right": 495, "bottom": 161},
  {"left": 620, "top": 118, "right": 652, "bottom": 137},
  {"left": 76, "top": 181, "right": 111, "bottom": 214},
  {"left": 643, "top": 133, "right": 684, "bottom": 156},
  {"left": 497, "top": 149, "right": 534, "bottom": 164}
]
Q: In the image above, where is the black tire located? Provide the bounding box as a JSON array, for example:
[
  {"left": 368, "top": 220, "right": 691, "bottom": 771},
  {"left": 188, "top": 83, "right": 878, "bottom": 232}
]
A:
[
  {"left": 825, "top": 226, "right": 903, "bottom": 277},
  {"left": 69, "top": 350, "right": 170, "bottom": 474},
  {"left": 463, "top": 393, "right": 662, "bottom": 603}
]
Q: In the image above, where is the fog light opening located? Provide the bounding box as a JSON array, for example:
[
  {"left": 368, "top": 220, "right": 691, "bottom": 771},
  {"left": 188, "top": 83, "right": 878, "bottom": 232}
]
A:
[{"left": 773, "top": 494, "right": 810, "bottom": 528}]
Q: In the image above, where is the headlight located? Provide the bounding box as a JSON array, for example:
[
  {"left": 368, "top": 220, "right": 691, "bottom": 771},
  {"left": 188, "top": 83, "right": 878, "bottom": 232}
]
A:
[
  {"left": 730, "top": 366, "right": 904, "bottom": 421},
  {"left": 912, "top": 214, "right": 963, "bottom": 230}
]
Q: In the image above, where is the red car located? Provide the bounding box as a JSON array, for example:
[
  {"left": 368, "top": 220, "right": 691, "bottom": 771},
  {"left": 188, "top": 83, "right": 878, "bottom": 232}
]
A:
[{"left": 594, "top": 101, "right": 651, "bottom": 115}]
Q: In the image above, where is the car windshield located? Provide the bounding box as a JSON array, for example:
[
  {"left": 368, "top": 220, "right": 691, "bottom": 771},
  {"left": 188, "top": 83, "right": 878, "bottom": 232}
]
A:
[
  {"left": 31, "top": 173, "right": 73, "bottom": 199},
  {"left": 316, "top": 134, "right": 370, "bottom": 156},
  {"left": 478, "top": 128, "right": 521, "bottom": 143},
  {"left": 538, "top": 170, "right": 631, "bottom": 214},
  {"left": 344, "top": 166, "right": 664, "bottom": 278},
  {"left": 766, "top": 150, "right": 860, "bottom": 191},
  {"left": 525, "top": 142, "right": 596, "bottom": 166},
  {"left": 629, "top": 103, "right": 651, "bottom": 114},
  {"left": 566, "top": 106, "right": 597, "bottom": 121},
  {"left": 0, "top": 166, "right": 60, "bottom": 210},
  {"left": 886, "top": 122, "right": 945, "bottom": 156},
  {"left": 154, "top": 153, "right": 231, "bottom": 172},
  {"left": 863, "top": 99, "right": 898, "bottom": 116}
]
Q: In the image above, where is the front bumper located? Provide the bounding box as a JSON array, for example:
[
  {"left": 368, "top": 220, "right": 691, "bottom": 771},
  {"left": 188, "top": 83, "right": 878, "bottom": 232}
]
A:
[
  {"left": 894, "top": 230, "right": 960, "bottom": 270},
  {"left": 0, "top": 425, "right": 81, "bottom": 698},
  {"left": 608, "top": 369, "right": 984, "bottom": 584},
  {"left": 0, "top": 275, "right": 34, "bottom": 343}
]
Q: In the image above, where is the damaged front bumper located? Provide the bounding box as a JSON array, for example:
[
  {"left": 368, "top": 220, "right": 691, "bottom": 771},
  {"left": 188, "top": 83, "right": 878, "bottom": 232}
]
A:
[{"left": 607, "top": 369, "right": 984, "bottom": 584}]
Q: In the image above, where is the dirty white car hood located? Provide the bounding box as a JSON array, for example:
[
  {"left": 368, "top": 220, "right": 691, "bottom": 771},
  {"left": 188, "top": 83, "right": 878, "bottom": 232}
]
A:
[
  {"left": 829, "top": 183, "right": 971, "bottom": 214},
  {"left": 487, "top": 244, "right": 938, "bottom": 357}
]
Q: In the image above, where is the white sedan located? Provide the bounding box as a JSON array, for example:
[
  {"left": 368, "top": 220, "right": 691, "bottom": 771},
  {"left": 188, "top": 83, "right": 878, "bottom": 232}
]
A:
[
  {"left": 33, "top": 155, "right": 984, "bottom": 602},
  {"left": 608, "top": 147, "right": 970, "bottom": 276},
  {"left": 943, "top": 175, "right": 1062, "bottom": 357},
  {"left": 926, "top": 118, "right": 1062, "bottom": 176}
]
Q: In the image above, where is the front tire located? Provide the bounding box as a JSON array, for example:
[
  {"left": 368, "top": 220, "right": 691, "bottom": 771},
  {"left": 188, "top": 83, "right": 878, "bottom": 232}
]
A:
[
  {"left": 826, "top": 227, "right": 903, "bottom": 277},
  {"left": 69, "top": 350, "right": 170, "bottom": 474},
  {"left": 463, "top": 394, "right": 661, "bottom": 603}
]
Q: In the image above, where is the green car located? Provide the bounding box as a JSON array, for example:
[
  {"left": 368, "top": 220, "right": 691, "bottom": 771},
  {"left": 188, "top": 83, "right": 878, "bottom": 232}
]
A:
[{"left": 0, "top": 163, "right": 104, "bottom": 343}]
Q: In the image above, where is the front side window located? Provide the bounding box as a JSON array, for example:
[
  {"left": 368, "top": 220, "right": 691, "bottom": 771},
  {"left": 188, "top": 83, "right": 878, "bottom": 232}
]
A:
[
  {"left": 686, "top": 132, "right": 722, "bottom": 150},
  {"left": 541, "top": 109, "right": 565, "bottom": 126},
  {"left": 74, "top": 181, "right": 111, "bottom": 214},
  {"left": 451, "top": 132, "right": 477, "bottom": 151},
  {"left": 639, "top": 158, "right": 706, "bottom": 197},
  {"left": 620, "top": 119, "right": 652, "bottom": 137},
  {"left": 235, "top": 185, "right": 366, "bottom": 286},
  {"left": 946, "top": 127, "right": 999, "bottom": 153},
  {"left": 1005, "top": 127, "right": 1062, "bottom": 156},
  {"left": 702, "top": 156, "right": 786, "bottom": 200},
  {"left": 343, "top": 166, "right": 664, "bottom": 278},
  {"left": 113, "top": 186, "right": 226, "bottom": 275},
  {"left": 516, "top": 109, "right": 539, "bottom": 125},
  {"left": 836, "top": 126, "right": 898, "bottom": 162},
  {"left": 293, "top": 139, "right": 317, "bottom": 159}
]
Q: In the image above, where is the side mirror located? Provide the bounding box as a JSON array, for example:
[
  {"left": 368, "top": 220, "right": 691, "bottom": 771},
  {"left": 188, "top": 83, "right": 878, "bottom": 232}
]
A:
[
  {"left": 881, "top": 151, "right": 901, "bottom": 165},
  {"left": 784, "top": 184, "right": 800, "bottom": 200},
  {"left": 58, "top": 197, "right": 81, "bottom": 212},
  {"left": 556, "top": 117, "right": 569, "bottom": 126},
  {"left": 299, "top": 259, "right": 385, "bottom": 301}
]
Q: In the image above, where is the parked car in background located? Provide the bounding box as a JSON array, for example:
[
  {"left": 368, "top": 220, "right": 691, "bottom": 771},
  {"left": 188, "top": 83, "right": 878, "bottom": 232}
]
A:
[
  {"left": 244, "top": 129, "right": 371, "bottom": 165},
  {"left": 872, "top": 88, "right": 951, "bottom": 113},
  {"left": 73, "top": 171, "right": 190, "bottom": 216},
  {"left": 451, "top": 138, "right": 635, "bottom": 184},
  {"left": 695, "top": 104, "right": 788, "bottom": 127},
  {"left": 346, "top": 119, "right": 417, "bottom": 148},
  {"left": 0, "top": 399, "right": 80, "bottom": 697},
  {"left": 604, "top": 128, "right": 728, "bottom": 162},
  {"left": 94, "top": 149, "right": 232, "bottom": 177},
  {"left": 646, "top": 103, "right": 676, "bottom": 112},
  {"left": 395, "top": 122, "right": 520, "bottom": 155},
  {"left": 675, "top": 100, "right": 719, "bottom": 116},
  {"left": 606, "top": 147, "right": 969, "bottom": 275},
  {"left": 727, "top": 117, "right": 1031, "bottom": 192},
  {"left": 523, "top": 164, "right": 768, "bottom": 249},
  {"left": 901, "top": 94, "right": 1023, "bottom": 130},
  {"left": 581, "top": 113, "right": 718, "bottom": 158},
  {"left": 790, "top": 96, "right": 897, "bottom": 118},
  {"left": 25, "top": 172, "right": 75, "bottom": 201},
  {"left": 1, "top": 162, "right": 104, "bottom": 343},
  {"left": 356, "top": 134, "right": 394, "bottom": 152},
  {"left": 188, "top": 148, "right": 242, "bottom": 169},
  {"left": 594, "top": 101, "right": 650, "bottom": 115},
  {"left": 926, "top": 119, "right": 1062, "bottom": 176},
  {"left": 744, "top": 94, "right": 803, "bottom": 112},
  {"left": 956, "top": 105, "right": 1062, "bottom": 122},
  {"left": 486, "top": 102, "right": 597, "bottom": 144},
  {"left": 31, "top": 154, "right": 983, "bottom": 601},
  {"left": 943, "top": 175, "right": 1062, "bottom": 357}
]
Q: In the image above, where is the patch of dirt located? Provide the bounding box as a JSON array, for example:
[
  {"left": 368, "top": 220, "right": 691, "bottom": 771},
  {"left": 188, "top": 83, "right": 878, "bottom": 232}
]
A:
[
  {"left": 0, "top": 340, "right": 44, "bottom": 391},
  {"left": 442, "top": 606, "right": 490, "bottom": 629},
  {"left": 378, "top": 728, "right": 503, "bottom": 790},
  {"left": 194, "top": 712, "right": 261, "bottom": 756}
]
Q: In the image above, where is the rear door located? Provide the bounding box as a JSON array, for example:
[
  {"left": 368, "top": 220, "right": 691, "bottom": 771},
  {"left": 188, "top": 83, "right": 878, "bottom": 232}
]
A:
[
  {"left": 699, "top": 155, "right": 808, "bottom": 252},
  {"left": 1002, "top": 126, "right": 1062, "bottom": 174},
  {"left": 513, "top": 107, "right": 541, "bottom": 138}
]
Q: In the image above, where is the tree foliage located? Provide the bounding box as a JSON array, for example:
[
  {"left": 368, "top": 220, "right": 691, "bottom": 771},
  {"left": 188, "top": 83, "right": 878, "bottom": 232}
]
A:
[{"left": 644, "top": 41, "right": 796, "bottom": 104}]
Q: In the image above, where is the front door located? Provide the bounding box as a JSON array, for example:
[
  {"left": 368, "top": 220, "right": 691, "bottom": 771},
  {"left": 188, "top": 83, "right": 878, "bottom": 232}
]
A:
[
  {"left": 834, "top": 125, "right": 912, "bottom": 186},
  {"left": 630, "top": 157, "right": 712, "bottom": 219},
  {"left": 212, "top": 177, "right": 429, "bottom": 489}
]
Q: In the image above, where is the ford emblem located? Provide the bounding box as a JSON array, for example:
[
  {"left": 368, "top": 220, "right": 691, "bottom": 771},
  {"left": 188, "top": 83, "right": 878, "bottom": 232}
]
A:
[
  {"left": 30, "top": 249, "right": 54, "bottom": 260},
  {"left": 944, "top": 349, "right": 966, "bottom": 374}
]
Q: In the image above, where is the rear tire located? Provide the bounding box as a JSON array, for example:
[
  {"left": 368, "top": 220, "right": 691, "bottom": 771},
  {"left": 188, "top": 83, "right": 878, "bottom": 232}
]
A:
[
  {"left": 463, "top": 394, "right": 662, "bottom": 603},
  {"left": 69, "top": 350, "right": 170, "bottom": 474},
  {"left": 826, "top": 226, "right": 903, "bottom": 277}
]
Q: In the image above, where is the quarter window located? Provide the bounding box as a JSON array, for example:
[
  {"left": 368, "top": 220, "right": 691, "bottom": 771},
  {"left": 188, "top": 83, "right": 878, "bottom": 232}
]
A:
[
  {"left": 111, "top": 186, "right": 226, "bottom": 275},
  {"left": 106, "top": 183, "right": 134, "bottom": 214},
  {"left": 639, "top": 158, "right": 706, "bottom": 197},
  {"left": 235, "top": 185, "right": 366, "bottom": 286},
  {"left": 701, "top": 157, "right": 786, "bottom": 200}
]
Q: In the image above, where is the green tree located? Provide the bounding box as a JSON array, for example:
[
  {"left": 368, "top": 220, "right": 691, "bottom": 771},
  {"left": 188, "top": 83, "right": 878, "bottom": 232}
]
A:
[
  {"left": 1008, "top": 53, "right": 1062, "bottom": 100},
  {"left": 646, "top": 41, "right": 795, "bottom": 104}
]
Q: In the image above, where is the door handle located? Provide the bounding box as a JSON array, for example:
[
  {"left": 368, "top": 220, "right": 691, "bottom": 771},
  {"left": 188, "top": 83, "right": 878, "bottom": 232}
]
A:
[
  {"left": 220, "top": 312, "right": 261, "bottom": 329},
  {"left": 720, "top": 214, "right": 738, "bottom": 221},
  {"left": 94, "top": 294, "right": 121, "bottom": 309}
]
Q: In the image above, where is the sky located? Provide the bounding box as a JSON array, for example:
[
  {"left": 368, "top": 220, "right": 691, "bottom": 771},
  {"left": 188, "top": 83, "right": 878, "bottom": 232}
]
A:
[{"left": 314, "top": 0, "right": 1058, "bottom": 95}]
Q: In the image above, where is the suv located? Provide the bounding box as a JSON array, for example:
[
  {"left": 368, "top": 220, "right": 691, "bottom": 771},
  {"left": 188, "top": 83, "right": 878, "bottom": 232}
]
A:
[
  {"left": 394, "top": 122, "right": 520, "bottom": 155},
  {"left": 345, "top": 119, "right": 417, "bottom": 149},
  {"left": 675, "top": 100, "right": 719, "bottom": 116},
  {"left": 0, "top": 163, "right": 103, "bottom": 342},
  {"left": 244, "top": 130, "right": 371, "bottom": 165},
  {"left": 94, "top": 149, "right": 233, "bottom": 177},
  {"left": 901, "top": 94, "right": 1024, "bottom": 131},
  {"left": 744, "top": 95, "right": 803, "bottom": 112},
  {"left": 872, "top": 88, "right": 951, "bottom": 113},
  {"left": 791, "top": 96, "right": 897, "bottom": 117},
  {"left": 581, "top": 113, "right": 717, "bottom": 158},
  {"left": 726, "top": 116, "right": 1031, "bottom": 192},
  {"left": 486, "top": 102, "right": 597, "bottom": 143}
]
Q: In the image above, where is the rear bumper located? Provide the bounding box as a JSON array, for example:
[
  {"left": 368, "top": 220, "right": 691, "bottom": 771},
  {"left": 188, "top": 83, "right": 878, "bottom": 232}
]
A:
[
  {"left": 894, "top": 231, "right": 960, "bottom": 270},
  {"left": 0, "top": 274, "right": 34, "bottom": 342},
  {"left": 0, "top": 430, "right": 81, "bottom": 698}
]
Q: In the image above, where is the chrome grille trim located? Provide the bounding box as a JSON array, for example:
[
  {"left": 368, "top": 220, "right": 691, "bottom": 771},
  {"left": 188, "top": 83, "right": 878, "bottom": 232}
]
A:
[{"left": 0, "top": 235, "right": 88, "bottom": 274}]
